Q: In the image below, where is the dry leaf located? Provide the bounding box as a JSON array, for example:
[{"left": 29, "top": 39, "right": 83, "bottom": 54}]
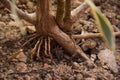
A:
[
  {"left": 98, "top": 49, "right": 118, "bottom": 73},
  {"left": 85, "top": 0, "right": 115, "bottom": 50}
]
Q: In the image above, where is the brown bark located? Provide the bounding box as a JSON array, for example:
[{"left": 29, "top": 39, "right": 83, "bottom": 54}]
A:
[
  {"left": 56, "top": 0, "right": 65, "bottom": 26},
  {"left": 63, "top": 0, "right": 73, "bottom": 32},
  {"left": 48, "top": 23, "right": 90, "bottom": 60},
  {"left": 35, "top": 0, "right": 90, "bottom": 61},
  {"left": 35, "top": 0, "right": 50, "bottom": 35}
]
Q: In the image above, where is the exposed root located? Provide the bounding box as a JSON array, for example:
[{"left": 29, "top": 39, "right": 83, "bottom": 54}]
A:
[
  {"left": 21, "top": 33, "right": 39, "bottom": 48},
  {"left": 6, "top": 49, "right": 23, "bottom": 63},
  {"left": 36, "top": 39, "right": 43, "bottom": 59},
  {"left": 43, "top": 37, "right": 55, "bottom": 64},
  {"left": 47, "top": 37, "right": 56, "bottom": 64},
  {"left": 30, "top": 39, "right": 41, "bottom": 59},
  {"left": 72, "top": 32, "right": 120, "bottom": 39},
  {"left": 44, "top": 38, "right": 48, "bottom": 57},
  {"left": 6, "top": 33, "right": 55, "bottom": 64},
  {"left": 29, "top": 36, "right": 55, "bottom": 64},
  {"left": 3, "top": 0, "right": 94, "bottom": 65},
  {"left": 6, "top": 33, "right": 39, "bottom": 63}
]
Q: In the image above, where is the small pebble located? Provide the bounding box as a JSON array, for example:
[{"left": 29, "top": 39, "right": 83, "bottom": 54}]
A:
[
  {"left": 0, "top": 21, "right": 6, "bottom": 27},
  {"left": 90, "top": 54, "right": 97, "bottom": 62},
  {"left": 8, "top": 21, "right": 18, "bottom": 27},
  {"left": 16, "top": 62, "right": 27, "bottom": 72},
  {"left": 116, "top": 15, "right": 120, "bottom": 19},
  {"left": 85, "top": 77, "right": 95, "bottom": 80},
  {"left": 45, "top": 74, "right": 52, "bottom": 80},
  {"left": 27, "top": 1, "right": 34, "bottom": 9},
  {"left": 72, "top": 62, "right": 80, "bottom": 69},
  {"left": 24, "top": 75, "right": 31, "bottom": 80},
  {"left": 44, "top": 63, "right": 51, "bottom": 69},
  {"left": 76, "top": 73, "right": 83, "bottom": 80}
]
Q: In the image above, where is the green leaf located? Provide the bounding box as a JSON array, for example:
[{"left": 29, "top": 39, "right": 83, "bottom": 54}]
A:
[
  {"left": 85, "top": 0, "right": 115, "bottom": 50},
  {"left": 95, "top": 12, "right": 115, "bottom": 50}
]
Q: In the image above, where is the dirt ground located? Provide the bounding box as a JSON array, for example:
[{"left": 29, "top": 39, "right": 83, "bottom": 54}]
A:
[{"left": 0, "top": 0, "right": 120, "bottom": 80}]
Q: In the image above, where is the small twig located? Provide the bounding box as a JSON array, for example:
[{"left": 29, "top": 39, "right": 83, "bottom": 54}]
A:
[
  {"left": 47, "top": 37, "right": 56, "bottom": 64},
  {"left": 72, "top": 32, "right": 120, "bottom": 39},
  {"left": 6, "top": 49, "right": 23, "bottom": 63},
  {"left": 47, "top": 37, "right": 51, "bottom": 57},
  {"left": 113, "top": 25, "right": 120, "bottom": 32},
  {"left": 30, "top": 39, "right": 40, "bottom": 58},
  {"left": 44, "top": 38, "right": 48, "bottom": 56},
  {"left": 21, "top": 34, "right": 39, "bottom": 48},
  {"left": 36, "top": 39, "right": 43, "bottom": 59},
  {"left": 71, "top": 2, "right": 89, "bottom": 19}
]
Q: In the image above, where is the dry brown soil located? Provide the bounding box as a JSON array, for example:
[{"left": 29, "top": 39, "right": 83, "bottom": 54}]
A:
[{"left": 0, "top": 0, "right": 120, "bottom": 80}]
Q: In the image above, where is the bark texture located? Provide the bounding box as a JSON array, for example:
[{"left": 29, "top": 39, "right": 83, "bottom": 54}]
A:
[
  {"left": 56, "top": 0, "right": 65, "bottom": 27},
  {"left": 63, "top": 0, "right": 73, "bottom": 31},
  {"left": 35, "top": 0, "right": 90, "bottom": 61}
]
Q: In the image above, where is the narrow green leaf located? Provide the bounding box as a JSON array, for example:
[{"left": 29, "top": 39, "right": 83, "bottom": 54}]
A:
[
  {"left": 95, "top": 12, "right": 115, "bottom": 50},
  {"left": 85, "top": 0, "right": 115, "bottom": 50}
]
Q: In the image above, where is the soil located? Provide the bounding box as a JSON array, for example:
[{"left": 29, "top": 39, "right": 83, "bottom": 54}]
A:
[{"left": 0, "top": 0, "right": 120, "bottom": 80}]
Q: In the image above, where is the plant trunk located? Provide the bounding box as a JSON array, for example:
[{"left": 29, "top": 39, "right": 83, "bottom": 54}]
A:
[
  {"left": 35, "top": 0, "right": 90, "bottom": 61},
  {"left": 35, "top": 0, "right": 50, "bottom": 35}
]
